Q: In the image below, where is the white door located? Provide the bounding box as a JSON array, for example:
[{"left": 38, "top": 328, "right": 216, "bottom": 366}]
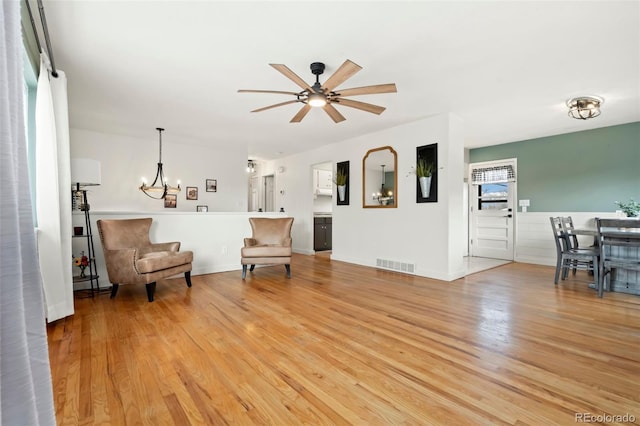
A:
[
  {"left": 249, "top": 176, "right": 259, "bottom": 212},
  {"left": 469, "top": 161, "right": 516, "bottom": 260},
  {"left": 264, "top": 175, "right": 275, "bottom": 212}
]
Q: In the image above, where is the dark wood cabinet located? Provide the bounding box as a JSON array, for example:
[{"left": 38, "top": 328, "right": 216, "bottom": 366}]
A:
[{"left": 314, "top": 217, "right": 332, "bottom": 251}]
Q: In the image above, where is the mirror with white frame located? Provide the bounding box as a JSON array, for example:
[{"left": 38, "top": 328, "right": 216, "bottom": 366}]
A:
[{"left": 362, "top": 146, "right": 397, "bottom": 208}]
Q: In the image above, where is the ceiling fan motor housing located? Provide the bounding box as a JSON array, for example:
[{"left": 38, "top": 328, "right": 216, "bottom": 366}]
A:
[{"left": 310, "top": 62, "right": 325, "bottom": 76}]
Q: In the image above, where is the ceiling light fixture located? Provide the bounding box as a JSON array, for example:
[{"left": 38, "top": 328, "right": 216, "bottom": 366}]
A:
[
  {"left": 308, "top": 91, "right": 327, "bottom": 108},
  {"left": 566, "top": 96, "right": 603, "bottom": 120},
  {"left": 140, "top": 128, "right": 181, "bottom": 199},
  {"left": 307, "top": 63, "right": 328, "bottom": 107},
  {"left": 247, "top": 160, "right": 256, "bottom": 173}
]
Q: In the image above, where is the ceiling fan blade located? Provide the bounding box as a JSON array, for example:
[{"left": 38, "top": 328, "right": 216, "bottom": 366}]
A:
[
  {"left": 270, "top": 64, "right": 314, "bottom": 92},
  {"left": 290, "top": 104, "right": 312, "bottom": 123},
  {"left": 238, "top": 89, "right": 300, "bottom": 96},
  {"left": 321, "top": 59, "right": 362, "bottom": 92},
  {"left": 251, "top": 99, "right": 300, "bottom": 113},
  {"left": 333, "top": 83, "right": 397, "bottom": 97},
  {"left": 333, "top": 98, "right": 386, "bottom": 115},
  {"left": 322, "top": 104, "right": 346, "bottom": 123}
]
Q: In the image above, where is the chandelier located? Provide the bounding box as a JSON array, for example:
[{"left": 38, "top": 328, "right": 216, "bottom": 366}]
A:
[
  {"left": 373, "top": 164, "right": 393, "bottom": 205},
  {"left": 566, "top": 96, "right": 603, "bottom": 120},
  {"left": 140, "top": 128, "right": 181, "bottom": 199}
]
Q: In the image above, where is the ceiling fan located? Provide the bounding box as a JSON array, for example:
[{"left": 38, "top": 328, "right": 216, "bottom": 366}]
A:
[{"left": 238, "top": 59, "right": 397, "bottom": 123}]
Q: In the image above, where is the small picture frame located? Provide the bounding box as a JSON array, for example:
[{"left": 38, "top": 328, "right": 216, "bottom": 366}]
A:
[
  {"left": 206, "top": 179, "right": 217, "bottom": 192},
  {"left": 197, "top": 205, "right": 208, "bottom": 212},
  {"left": 186, "top": 186, "right": 198, "bottom": 200},
  {"left": 164, "top": 194, "right": 177, "bottom": 208}
]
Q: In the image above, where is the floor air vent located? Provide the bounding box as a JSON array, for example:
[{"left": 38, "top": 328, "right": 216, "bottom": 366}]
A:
[{"left": 376, "top": 258, "right": 416, "bottom": 274}]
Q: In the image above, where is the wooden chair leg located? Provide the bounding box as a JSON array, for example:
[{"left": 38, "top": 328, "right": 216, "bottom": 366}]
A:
[
  {"left": 146, "top": 282, "right": 156, "bottom": 302},
  {"left": 561, "top": 259, "right": 569, "bottom": 280},
  {"left": 594, "top": 256, "right": 603, "bottom": 298},
  {"left": 250, "top": 264, "right": 256, "bottom": 271},
  {"left": 554, "top": 257, "right": 562, "bottom": 284},
  {"left": 185, "top": 271, "right": 192, "bottom": 287},
  {"left": 110, "top": 283, "right": 119, "bottom": 299},
  {"left": 242, "top": 265, "right": 247, "bottom": 279},
  {"left": 285, "top": 264, "right": 291, "bottom": 278}
]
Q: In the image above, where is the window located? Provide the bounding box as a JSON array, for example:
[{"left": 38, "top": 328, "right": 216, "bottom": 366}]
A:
[
  {"left": 477, "top": 183, "right": 508, "bottom": 210},
  {"left": 23, "top": 47, "right": 38, "bottom": 222}
]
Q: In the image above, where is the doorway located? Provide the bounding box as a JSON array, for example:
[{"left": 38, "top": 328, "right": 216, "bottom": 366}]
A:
[
  {"left": 468, "top": 159, "right": 516, "bottom": 261},
  {"left": 311, "top": 162, "right": 333, "bottom": 252},
  {"left": 263, "top": 175, "right": 275, "bottom": 212},
  {"left": 248, "top": 176, "right": 260, "bottom": 212}
]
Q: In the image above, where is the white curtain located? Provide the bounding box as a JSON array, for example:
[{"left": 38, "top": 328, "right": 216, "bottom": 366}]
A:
[
  {"left": 0, "top": 1, "right": 56, "bottom": 425},
  {"left": 35, "top": 53, "right": 73, "bottom": 322}
]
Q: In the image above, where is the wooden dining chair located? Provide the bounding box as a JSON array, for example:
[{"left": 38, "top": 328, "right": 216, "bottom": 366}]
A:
[
  {"left": 560, "top": 216, "right": 597, "bottom": 248},
  {"left": 550, "top": 217, "right": 601, "bottom": 296},
  {"left": 559, "top": 216, "right": 597, "bottom": 276}
]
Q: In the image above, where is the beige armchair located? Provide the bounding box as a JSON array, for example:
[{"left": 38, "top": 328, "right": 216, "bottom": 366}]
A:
[
  {"left": 97, "top": 218, "right": 193, "bottom": 302},
  {"left": 241, "top": 217, "right": 294, "bottom": 279}
]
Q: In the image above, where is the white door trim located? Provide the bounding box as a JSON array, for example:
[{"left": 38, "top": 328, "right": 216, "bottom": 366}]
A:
[{"left": 468, "top": 158, "right": 517, "bottom": 260}]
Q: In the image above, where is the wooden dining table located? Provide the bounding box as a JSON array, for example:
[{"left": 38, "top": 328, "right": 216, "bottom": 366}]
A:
[
  {"left": 595, "top": 219, "right": 640, "bottom": 296},
  {"left": 562, "top": 220, "right": 640, "bottom": 296}
]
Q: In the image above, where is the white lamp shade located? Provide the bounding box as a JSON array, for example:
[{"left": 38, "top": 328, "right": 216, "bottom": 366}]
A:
[{"left": 71, "top": 158, "right": 101, "bottom": 186}]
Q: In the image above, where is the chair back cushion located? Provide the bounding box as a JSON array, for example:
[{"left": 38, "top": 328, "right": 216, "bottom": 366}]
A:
[
  {"left": 249, "top": 217, "right": 294, "bottom": 245},
  {"left": 97, "top": 218, "right": 153, "bottom": 249}
]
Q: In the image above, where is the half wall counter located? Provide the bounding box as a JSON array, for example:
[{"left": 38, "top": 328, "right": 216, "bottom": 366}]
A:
[{"left": 73, "top": 211, "right": 289, "bottom": 288}]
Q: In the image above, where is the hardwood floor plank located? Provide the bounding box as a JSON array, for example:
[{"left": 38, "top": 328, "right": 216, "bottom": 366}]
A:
[{"left": 48, "top": 254, "right": 640, "bottom": 424}]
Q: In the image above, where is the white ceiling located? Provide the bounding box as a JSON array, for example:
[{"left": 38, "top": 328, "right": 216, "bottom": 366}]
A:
[{"left": 36, "top": 1, "right": 639, "bottom": 160}]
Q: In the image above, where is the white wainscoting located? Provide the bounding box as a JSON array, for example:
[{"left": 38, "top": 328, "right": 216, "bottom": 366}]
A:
[{"left": 514, "top": 212, "right": 619, "bottom": 266}]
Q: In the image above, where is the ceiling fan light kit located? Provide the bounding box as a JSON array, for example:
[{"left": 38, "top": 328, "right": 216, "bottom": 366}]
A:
[
  {"left": 308, "top": 92, "right": 327, "bottom": 107},
  {"left": 238, "top": 59, "right": 397, "bottom": 123}
]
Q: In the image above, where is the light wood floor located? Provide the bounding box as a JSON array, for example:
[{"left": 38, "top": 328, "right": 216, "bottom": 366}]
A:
[{"left": 48, "top": 254, "right": 640, "bottom": 425}]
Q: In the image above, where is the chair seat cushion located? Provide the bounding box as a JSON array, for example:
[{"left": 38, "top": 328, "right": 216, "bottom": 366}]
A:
[
  {"left": 241, "top": 245, "right": 291, "bottom": 258},
  {"left": 137, "top": 250, "right": 193, "bottom": 274}
]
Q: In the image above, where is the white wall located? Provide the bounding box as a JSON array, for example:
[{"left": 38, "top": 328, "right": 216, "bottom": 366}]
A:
[
  {"left": 70, "top": 128, "right": 249, "bottom": 212},
  {"left": 313, "top": 195, "right": 333, "bottom": 213},
  {"left": 269, "top": 113, "right": 466, "bottom": 281}
]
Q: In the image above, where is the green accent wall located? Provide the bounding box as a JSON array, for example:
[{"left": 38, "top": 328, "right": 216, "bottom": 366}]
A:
[{"left": 469, "top": 122, "right": 640, "bottom": 212}]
